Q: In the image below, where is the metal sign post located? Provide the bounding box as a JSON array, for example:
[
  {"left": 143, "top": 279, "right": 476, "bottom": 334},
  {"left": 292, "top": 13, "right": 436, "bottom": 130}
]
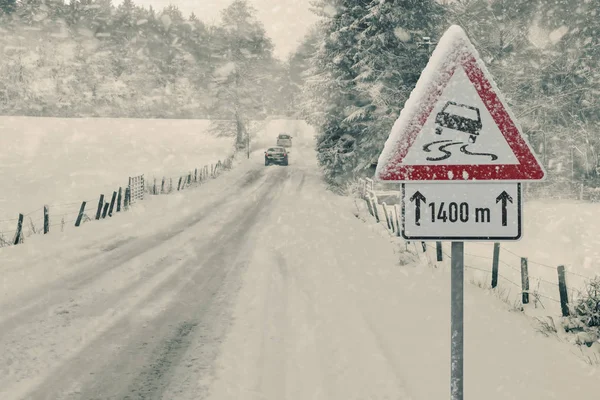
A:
[{"left": 451, "top": 242, "right": 464, "bottom": 400}]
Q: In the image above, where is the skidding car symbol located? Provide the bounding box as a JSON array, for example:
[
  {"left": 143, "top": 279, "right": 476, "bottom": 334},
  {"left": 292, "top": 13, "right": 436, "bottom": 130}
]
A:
[{"left": 434, "top": 101, "right": 482, "bottom": 143}]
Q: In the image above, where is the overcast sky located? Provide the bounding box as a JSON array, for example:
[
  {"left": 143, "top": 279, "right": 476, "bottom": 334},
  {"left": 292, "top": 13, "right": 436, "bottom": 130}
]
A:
[{"left": 115, "top": 0, "right": 318, "bottom": 59}]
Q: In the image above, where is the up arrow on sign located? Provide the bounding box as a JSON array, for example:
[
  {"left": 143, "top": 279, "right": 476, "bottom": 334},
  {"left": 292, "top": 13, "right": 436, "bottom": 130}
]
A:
[
  {"left": 409, "top": 191, "right": 426, "bottom": 226},
  {"left": 495, "top": 191, "right": 513, "bottom": 227}
]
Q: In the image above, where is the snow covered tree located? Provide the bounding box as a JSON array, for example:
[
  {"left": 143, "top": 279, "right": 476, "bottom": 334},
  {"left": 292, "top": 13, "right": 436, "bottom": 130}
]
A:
[
  {"left": 209, "top": 0, "right": 274, "bottom": 147},
  {"left": 0, "top": 0, "right": 16, "bottom": 14},
  {"left": 301, "top": 0, "right": 371, "bottom": 186},
  {"left": 303, "top": 0, "right": 446, "bottom": 186},
  {"left": 353, "top": 0, "right": 446, "bottom": 176}
]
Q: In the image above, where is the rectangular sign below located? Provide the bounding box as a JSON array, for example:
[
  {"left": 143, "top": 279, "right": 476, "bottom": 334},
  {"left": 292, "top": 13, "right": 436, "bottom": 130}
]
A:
[{"left": 402, "top": 182, "right": 521, "bottom": 241}]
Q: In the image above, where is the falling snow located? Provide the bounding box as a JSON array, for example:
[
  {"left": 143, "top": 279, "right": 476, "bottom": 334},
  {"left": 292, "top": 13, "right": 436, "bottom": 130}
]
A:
[{"left": 1, "top": 1, "right": 600, "bottom": 399}]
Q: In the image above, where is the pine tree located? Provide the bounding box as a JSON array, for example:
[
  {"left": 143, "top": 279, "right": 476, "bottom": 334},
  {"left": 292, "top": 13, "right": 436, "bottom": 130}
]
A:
[
  {"left": 352, "top": 0, "right": 446, "bottom": 176},
  {"left": 301, "top": 0, "right": 372, "bottom": 186},
  {"left": 303, "top": 0, "right": 445, "bottom": 186}
]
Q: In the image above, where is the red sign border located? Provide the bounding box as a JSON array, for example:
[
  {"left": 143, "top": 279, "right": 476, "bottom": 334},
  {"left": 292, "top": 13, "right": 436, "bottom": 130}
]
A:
[{"left": 378, "top": 45, "right": 545, "bottom": 182}]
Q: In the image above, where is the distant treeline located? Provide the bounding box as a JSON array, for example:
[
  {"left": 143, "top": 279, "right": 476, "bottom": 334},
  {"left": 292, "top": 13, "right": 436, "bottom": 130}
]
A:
[{"left": 0, "top": 0, "right": 302, "bottom": 119}]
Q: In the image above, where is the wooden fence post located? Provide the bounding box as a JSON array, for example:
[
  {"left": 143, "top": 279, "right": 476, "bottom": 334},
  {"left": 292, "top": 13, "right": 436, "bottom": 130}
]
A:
[
  {"left": 124, "top": 188, "right": 130, "bottom": 210},
  {"left": 75, "top": 201, "right": 86, "bottom": 227},
  {"left": 491, "top": 243, "right": 500, "bottom": 288},
  {"left": 153, "top": 178, "right": 157, "bottom": 195},
  {"left": 365, "top": 198, "right": 374, "bottom": 217},
  {"left": 521, "top": 257, "right": 529, "bottom": 304},
  {"left": 169, "top": 178, "right": 173, "bottom": 192},
  {"left": 161, "top": 177, "right": 165, "bottom": 193},
  {"left": 436, "top": 242, "right": 443, "bottom": 262},
  {"left": 96, "top": 194, "right": 104, "bottom": 220},
  {"left": 43, "top": 205, "right": 49, "bottom": 234},
  {"left": 395, "top": 206, "right": 401, "bottom": 237},
  {"left": 370, "top": 195, "right": 380, "bottom": 223},
  {"left": 195, "top": 168, "right": 198, "bottom": 182},
  {"left": 177, "top": 177, "right": 182, "bottom": 191},
  {"left": 13, "top": 213, "right": 23, "bottom": 245},
  {"left": 102, "top": 202, "right": 109, "bottom": 219},
  {"left": 117, "top": 187, "right": 122, "bottom": 212},
  {"left": 389, "top": 210, "right": 396, "bottom": 233},
  {"left": 188, "top": 172, "right": 192, "bottom": 184},
  {"left": 421, "top": 242, "right": 427, "bottom": 253},
  {"left": 557, "top": 265, "right": 570, "bottom": 317},
  {"left": 108, "top": 191, "right": 117, "bottom": 216},
  {"left": 382, "top": 203, "right": 391, "bottom": 230}
]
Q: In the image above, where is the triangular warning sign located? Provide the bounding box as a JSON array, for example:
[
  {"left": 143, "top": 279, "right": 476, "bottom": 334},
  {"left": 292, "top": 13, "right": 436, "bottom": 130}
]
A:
[{"left": 375, "top": 25, "right": 546, "bottom": 182}]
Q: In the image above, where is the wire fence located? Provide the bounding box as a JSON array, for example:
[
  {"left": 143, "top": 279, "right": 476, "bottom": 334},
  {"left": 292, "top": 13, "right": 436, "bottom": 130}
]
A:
[
  {"left": 0, "top": 154, "right": 236, "bottom": 249},
  {"left": 355, "top": 178, "right": 599, "bottom": 318}
]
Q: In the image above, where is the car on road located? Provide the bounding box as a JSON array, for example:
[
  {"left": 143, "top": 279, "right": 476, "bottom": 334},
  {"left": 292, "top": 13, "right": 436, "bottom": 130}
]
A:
[
  {"left": 276, "top": 133, "right": 292, "bottom": 147},
  {"left": 264, "top": 147, "right": 289, "bottom": 166}
]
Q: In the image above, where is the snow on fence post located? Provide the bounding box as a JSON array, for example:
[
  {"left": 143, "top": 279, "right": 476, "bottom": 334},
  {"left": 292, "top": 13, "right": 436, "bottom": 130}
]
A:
[
  {"left": 382, "top": 202, "right": 391, "bottom": 230},
  {"left": 389, "top": 210, "right": 396, "bottom": 233},
  {"left": 370, "top": 193, "right": 380, "bottom": 223},
  {"left": 75, "top": 202, "right": 86, "bottom": 227},
  {"left": 108, "top": 191, "right": 117, "bottom": 217},
  {"left": 395, "top": 206, "right": 401, "bottom": 237},
  {"left": 124, "top": 188, "right": 130, "bottom": 210},
  {"left": 436, "top": 242, "right": 443, "bottom": 262},
  {"left": 491, "top": 243, "right": 500, "bottom": 288},
  {"left": 117, "top": 188, "right": 122, "bottom": 212},
  {"left": 521, "top": 257, "right": 530, "bottom": 304},
  {"left": 102, "top": 202, "right": 109, "bottom": 219},
  {"left": 557, "top": 265, "right": 570, "bottom": 317},
  {"left": 13, "top": 213, "right": 24, "bottom": 245},
  {"left": 365, "top": 197, "right": 374, "bottom": 217},
  {"left": 96, "top": 194, "right": 104, "bottom": 220},
  {"left": 44, "top": 205, "right": 50, "bottom": 234}
]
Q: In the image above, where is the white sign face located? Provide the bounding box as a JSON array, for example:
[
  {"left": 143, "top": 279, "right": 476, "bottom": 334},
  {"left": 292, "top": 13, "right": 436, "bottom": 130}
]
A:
[
  {"left": 402, "top": 68, "right": 519, "bottom": 166},
  {"left": 402, "top": 183, "right": 521, "bottom": 241}
]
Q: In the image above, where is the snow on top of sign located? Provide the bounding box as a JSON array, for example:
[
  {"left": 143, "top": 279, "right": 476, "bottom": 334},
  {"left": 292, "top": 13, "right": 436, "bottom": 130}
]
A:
[{"left": 374, "top": 25, "right": 532, "bottom": 180}]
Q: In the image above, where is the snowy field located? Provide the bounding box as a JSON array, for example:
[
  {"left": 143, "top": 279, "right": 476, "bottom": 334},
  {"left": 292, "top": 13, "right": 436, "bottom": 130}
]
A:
[{"left": 0, "top": 117, "right": 235, "bottom": 237}]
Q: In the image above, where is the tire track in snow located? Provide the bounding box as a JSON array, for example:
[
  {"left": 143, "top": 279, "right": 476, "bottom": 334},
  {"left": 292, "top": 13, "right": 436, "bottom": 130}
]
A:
[
  {"left": 0, "top": 167, "right": 269, "bottom": 333},
  {"left": 254, "top": 249, "right": 289, "bottom": 400},
  {"left": 19, "top": 167, "right": 290, "bottom": 400}
]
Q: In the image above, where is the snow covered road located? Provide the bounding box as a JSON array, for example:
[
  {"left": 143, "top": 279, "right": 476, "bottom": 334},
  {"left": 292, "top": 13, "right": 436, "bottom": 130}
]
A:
[
  {"left": 2, "top": 120, "right": 600, "bottom": 399},
  {"left": 0, "top": 121, "right": 306, "bottom": 399}
]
